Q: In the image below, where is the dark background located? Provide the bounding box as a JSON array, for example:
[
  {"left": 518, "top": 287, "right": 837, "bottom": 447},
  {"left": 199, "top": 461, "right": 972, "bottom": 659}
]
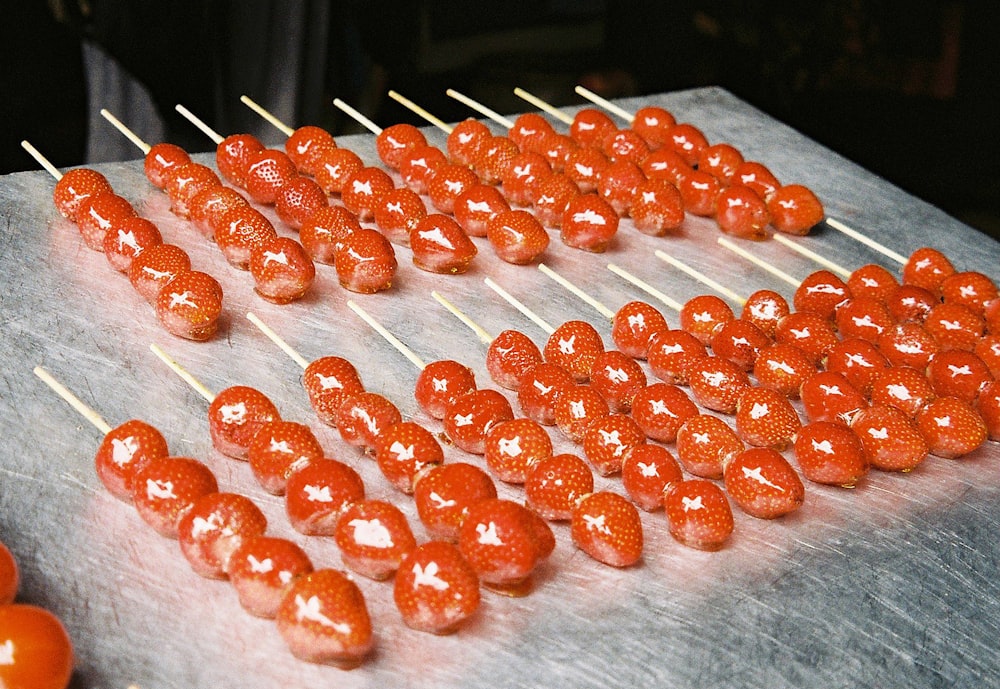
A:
[{"left": 4, "top": 1, "right": 998, "bottom": 239}]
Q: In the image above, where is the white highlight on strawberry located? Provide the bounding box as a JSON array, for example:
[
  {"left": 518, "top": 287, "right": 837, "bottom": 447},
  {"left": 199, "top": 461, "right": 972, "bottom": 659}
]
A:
[
  {"left": 248, "top": 555, "right": 274, "bottom": 574},
  {"left": 417, "top": 228, "right": 455, "bottom": 250},
  {"left": 269, "top": 439, "right": 292, "bottom": 454},
  {"left": 637, "top": 462, "right": 660, "bottom": 477},
  {"left": 681, "top": 495, "right": 704, "bottom": 512},
  {"left": 498, "top": 437, "right": 522, "bottom": 457},
  {"left": 742, "top": 466, "right": 784, "bottom": 491},
  {"left": 219, "top": 402, "right": 248, "bottom": 425},
  {"left": 412, "top": 561, "right": 450, "bottom": 591},
  {"left": 262, "top": 250, "right": 289, "bottom": 268},
  {"left": 583, "top": 513, "right": 612, "bottom": 535},
  {"left": 169, "top": 291, "right": 198, "bottom": 309},
  {"left": 604, "top": 367, "right": 629, "bottom": 384},
  {"left": 294, "top": 594, "right": 351, "bottom": 633},
  {"left": 0, "top": 640, "right": 14, "bottom": 665},
  {"left": 390, "top": 442, "right": 415, "bottom": 461},
  {"left": 476, "top": 521, "right": 503, "bottom": 546},
  {"left": 304, "top": 484, "right": 333, "bottom": 503},
  {"left": 111, "top": 436, "right": 139, "bottom": 467},
  {"left": 348, "top": 518, "right": 394, "bottom": 548},
  {"left": 749, "top": 402, "right": 770, "bottom": 420},
  {"left": 316, "top": 373, "right": 344, "bottom": 390},
  {"left": 146, "top": 479, "right": 176, "bottom": 500},
  {"left": 429, "top": 492, "right": 456, "bottom": 509}
]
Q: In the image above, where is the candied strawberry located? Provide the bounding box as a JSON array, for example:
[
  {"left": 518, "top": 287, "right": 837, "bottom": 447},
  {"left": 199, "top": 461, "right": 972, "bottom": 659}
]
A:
[
  {"left": 716, "top": 185, "right": 770, "bottom": 240},
  {"left": 663, "top": 479, "right": 734, "bottom": 550},
  {"left": 589, "top": 350, "right": 647, "bottom": 413},
  {"left": 552, "top": 383, "right": 611, "bottom": 443},
  {"left": 215, "top": 205, "right": 278, "bottom": 270},
  {"left": 473, "top": 135, "right": 520, "bottom": 184},
  {"left": 848, "top": 263, "right": 899, "bottom": 303},
  {"left": 275, "top": 176, "right": 328, "bottom": 231},
  {"left": 631, "top": 382, "right": 699, "bottom": 443},
  {"left": 374, "top": 186, "right": 427, "bottom": 244},
  {"left": 245, "top": 149, "right": 297, "bottom": 205},
  {"left": 679, "top": 294, "right": 735, "bottom": 345},
  {"left": 302, "top": 356, "right": 366, "bottom": 427},
  {"left": 877, "top": 322, "right": 940, "bottom": 369},
  {"left": 428, "top": 163, "right": 479, "bottom": 215},
  {"left": 851, "top": 404, "right": 929, "bottom": 472},
  {"left": 582, "top": 413, "right": 645, "bottom": 475},
  {"left": 128, "top": 242, "right": 191, "bottom": 303},
  {"left": 413, "top": 462, "right": 497, "bottom": 540},
  {"left": 53, "top": 167, "right": 113, "bottom": 221},
  {"left": 0, "top": 542, "right": 17, "bottom": 605},
  {"left": 753, "top": 342, "right": 818, "bottom": 399},
  {"left": 249, "top": 235, "right": 315, "bottom": 304},
  {"left": 543, "top": 320, "right": 605, "bottom": 382},
  {"left": 335, "top": 499, "right": 416, "bottom": 580},
  {"left": 410, "top": 213, "right": 477, "bottom": 274},
  {"left": 455, "top": 183, "right": 510, "bottom": 237},
  {"left": 446, "top": 118, "right": 492, "bottom": 165},
  {"left": 103, "top": 216, "right": 163, "bottom": 273},
  {"left": 376, "top": 122, "right": 427, "bottom": 169},
  {"left": 400, "top": 144, "right": 448, "bottom": 194},
  {"left": 275, "top": 568, "right": 373, "bottom": 667},
  {"left": 647, "top": 329, "right": 708, "bottom": 385},
  {"left": 95, "top": 419, "right": 169, "bottom": 501},
  {"left": 885, "top": 284, "right": 938, "bottom": 323},
  {"left": 596, "top": 159, "right": 645, "bottom": 216},
  {"left": 621, "top": 443, "right": 684, "bottom": 510},
  {"left": 923, "top": 302, "right": 985, "bottom": 351},
  {"left": 611, "top": 301, "right": 670, "bottom": 359},
  {"left": 569, "top": 107, "right": 618, "bottom": 148},
  {"left": 154, "top": 270, "right": 224, "bottom": 341},
  {"left": 525, "top": 452, "right": 594, "bottom": 520},
  {"left": 564, "top": 146, "right": 609, "bottom": 194},
  {"left": 976, "top": 334, "right": 1000, "bottom": 379},
  {"left": 76, "top": 191, "right": 136, "bottom": 251},
  {"left": 734, "top": 387, "right": 801, "bottom": 449},
  {"left": 561, "top": 191, "right": 621, "bottom": 252},
  {"left": 926, "top": 349, "right": 993, "bottom": 403},
  {"left": 724, "top": 447, "right": 804, "bottom": 518},
  {"left": 0, "top": 604, "right": 73, "bottom": 689},
  {"left": 532, "top": 172, "right": 580, "bottom": 228},
  {"left": 915, "top": 396, "right": 988, "bottom": 459},
  {"left": 336, "top": 391, "right": 402, "bottom": 450},
  {"left": 571, "top": 491, "right": 643, "bottom": 567},
  {"left": 794, "top": 270, "right": 852, "bottom": 321},
  {"left": 374, "top": 421, "right": 444, "bottom": 493},
  {"left": 825, "top": 337, "right": 891, "bottom": 395},
  {"left": 334, "top": 228, "right": 397, "bottom": 293},
  {"left": 666, "top": 122, "right": 709, "bottom": 166},
  {"left": 216, "top": 133, "right": 265, "bottom": 187},
  {"left": 457, "top": 498, "right": 548, "bottom": 593},
  {"left": 393, "top": 540, "right": 481, "bottom": 634},
  {"left": 300, "top": 204, "right": 361, "bottom": 264},
  {"left": 732, "top": 161, "right": 780, "bottom": 199},
  {"left": 517, "top": 361, "right": 576, "bottom": 425},
  {"left": 177, "top": 492, "right": 267, "bottom": 578},
  {"left": 207, "top": 385, "right": 280, "bottom": 460},
  {"left": 144, "top": 142, "right": 190, "bottom": 189},
  {"left": 486, "top": 208, "right": 550, "bottom": 264},
  {"left": 800, "top": 371, "right": 868, "bottom": 425},
  {"left": 285, "top": 458, "right": 365, "bottom": 535},
  {"left": 285, "top": 125, "right": 337, "bottom": 176},
  {"left": 131, "top": 455, "right": 219, "bottom": 538},
  {"left": 189, "top": 185, "right": 248, "bottom": 240},
  {"left": 902, "top": 247, "right": 955, "bottom": 294},
  {"left": 414, "top": 359, "right": 477, "bottom": 420},
  {"left": 640, "top": 146, "right": 692, "bottom": 187},
  {"left": 228, "top": 536, "right": 314, "bottom": 618},
  {"left": 313, "top": 147, "right": 364, "bottom": 195},
  {"left": 698, "top": 143, "right": 743, "bottom": 184},
  {"left": 793, "top": 420, "right": 868, "bottom": 487},
  {"left": 767, "top": 184, "right": 824, "bottom": 235},
  {"left": 835, "top": 297, "right": 894, "bottom": 343},
  {"left": 631, "top": 105, "right": 676, "bottom": 148},
  {"left": 976, "top": 380, "right": 1000, "bottom": 440},
  {"left": 630, "top": 177, "right": 685, "bottom": 236},
  {"left": 940, "top": 271, "right": 998, "bottom": 315},
  {"left": 486, "top": 329, "right": 543, "bottom": 390},
  {"left": 508, "top": 112, "right": 554, "bottom": 152},
  {"left": 679, "top": 168, "right": 724, "bottom": 216},
  {"left": 341, "top": 166, "right": 393, "bottom": 222},
  {"left": 443, "top": 388, "right": 515, "bottom": 455},
  {"left": 163, "top": 162, "right": 221, "bottom": 217},
  {"left": 687, "top": 356, "right": 751, "bottom": 414},
  {"left": 483, "top": 418, "right": 553, "bottom": 484},
  {"left": 869, "top": 366, "right": 936, "bottom": 416},
  {"left": 676, "top": 414, "right": 744, "bottom": 479},
  {"left": 247, "top": 420, "right": 324, "bottom": 495},
  {"left": 773, "top": 312, "right": 839, "bottom": 364},
  {"left": 710, "top": 318, "right": 770, "bottom": 371}
]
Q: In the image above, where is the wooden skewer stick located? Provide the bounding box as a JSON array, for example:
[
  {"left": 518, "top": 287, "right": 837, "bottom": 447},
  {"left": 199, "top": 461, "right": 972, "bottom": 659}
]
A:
[
  {"left": 771, "top": 234, "right": 852, "bottom": 279},
  {"left": 716, "top": 237, "right": 801, "bottom": 289},
  {"left": 387, "top": 90, "right": 453, "bottom": 134},
  {"left": 239, "top": 95, "right": 295, "bottom": 137},
  {"left": 99, "top": 109, "right": 152, "bottom": 154},
  {"left": 484, "top": 277, "right": 555, "bottom": 335},
  {"left": 347, "top": 300, "right": 426, "bottom": 370},
  {"left": 537, "top": 263, "right": 615, "bottom": 320},
  {"left": 431, "top": 291, "right": 494, "bottom": 345},
  {"left": 246, "top": 312, "right": 310, "bottom": 370},
  {"left": 149, "top": 343, "right": 216, "bottom": 403},
  {"left": 33, "top": 366, "right": 112, "bottom": 435},
  {"left": 445, "top": 88, "right": 514, "bottom": 129},
  {"left": 174, "top": 104, "right": 224, "bottom": 145},
  {"left": 654, "top": 250, "right": 748, "bottom": 306},
  {"left": 825, "top": 217, "right": 907, "bottom": 265},
  {"left": 20, "top": 141, "right": 62, "bottom": 181},
  {"left": 332, "top": 98, "right": 382, "bottom": 135},
  {"left": 512, "top": 87, "right": 574, "bottom": 126},
  {"left": 573, "top": 85, "right": 635, "bottom": 123},
  {"left": 606, "top": 263, "right": 683, "bottom": 312}
]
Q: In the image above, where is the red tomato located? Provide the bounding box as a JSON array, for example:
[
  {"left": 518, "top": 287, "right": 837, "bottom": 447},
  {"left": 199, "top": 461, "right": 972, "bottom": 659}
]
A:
[{"left": 0, "top": 604, "right": 74, "bottom": 689}]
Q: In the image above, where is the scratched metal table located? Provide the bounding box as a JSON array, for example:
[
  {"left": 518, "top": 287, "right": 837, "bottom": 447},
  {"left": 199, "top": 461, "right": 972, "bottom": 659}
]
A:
[{"left": 1, "top": 87, "right": 998, "bottom": 688}]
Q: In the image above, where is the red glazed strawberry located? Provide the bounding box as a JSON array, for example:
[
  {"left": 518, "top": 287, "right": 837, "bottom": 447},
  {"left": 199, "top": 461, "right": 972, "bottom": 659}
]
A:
[
  {"left": 915, "top": 396, "right": 988, "bottom": 459},
  {"left": 483, "top": 417, "right": 553, "bottom": 484},
  {"left": 443, "top": 388, "right": 515, "bottom": 455},
  {"left": 95, "top": 419, "right": 169, "bottom": 501},
  {"left": 341, "top": 166, "right": 393, "bottom": 221},
  {"left": 767, "top": 184, "right": 824, "bottom": 235},
  {"left": 335, "top": 499, "right": 417, "bottom": 580},
  {"left": 189, "top": 185, "right": 248, "bottom": 240},
  {"left": 517, "top": 362, "right": 576, "bottom": 425},
  {"left": 676, "top": 414, "right": 744, "bottom": 479},
  {"left": 376, "top": 123, "right": 427, "bottom": 169},
  {"left": 590, "top": 350, "right": 648, "bottom": 414},
  {"left": 486, "top": 208, "right": 550, "bottom": 265},
  {"left": 300, "top": 204, "right": 361, "bottom": 265},
  {"left": 552, "top": 383, "right": 611, "bottom": 443},
  {"left": 850, "top": 404, "right": 928, "bottom": 472},
  {"left": 926, "top": 349, "right": 993, "bottom": 402},
  {"left": 723, "top": 447, "right": 804, "bottom": 518},
  {"left": 923, "top": 302, "right": 985, "bottom": 351},
  {"left": 128, "top": 242, "right": 191, "bottom": 304},
  {"left": 582, "top": 413, "right": 645, "bottom": 475},
  {"left": 687, "top": 356, "right": 751, "bottom": 414},
  {"left": 144, "top": 142, "right": 191, "bottom": 189},
  {"left": 472, "top": 135, "right": 520, "bottom": 184},
  {"left": 103, "top": 215, "right": 163, "bottom": 273},
  {"left": 177, "top": 491, "right": 267, "bottom": 578},
  {"left": 247, "top": 420, "right": 324, "bottom": 495},
  {"left": 414, "top": 359, "right": 477, "bottom": 420},
  {"left": 275, "top": 176, "right": 329, "bottom": 231},
  {"left": 975, "top": 334, "right": 1000, "bottom": 379},
  {"left": 678, "top": 169, "right": 722, "bottom": 216},
  {"left": 825, "top": 337, "right": 891, "bottom": 395},
  {"left": 539, "top": 132, "right": 580, "bottom": 173},
  {"left": 679, "top": 294, "right": 735, "bottom": 345},
  {"left": 698, "top": 142, "right": 743, "bottom": 184},
  {"left": 400, "top": 144, "right": 448, "bottom": 194},
  {"left": 800, "top": 371, "right": 868, "bottom": 425},
  {"left": 753, "top": 342, "right": 818, "bottom": 399},
  {"left": 885, "top": 284, "right": 938, "bottom": 323},
  {"left": 940, "top": 271, "right": 998, "bottom": 315},
  {"left": 131, "top": 455, "right": 219, "bottom": 538},
  {"left": 716, "top": 185, "right": 770, "bottom": 240},
  {"left": 163, "top": 162, "right": 221, "bottom": 217},
  {"left": 509, "top": 112, "right": 554, "bottom": 152},
  {"left": 285, "top": 125, "right": 337, "bottom": 176},
  {"left": 641, "top": 146, "right": 692, "bottom": 187},
  {"left": 413, "top": 462, "right": 497, "bottom": 540},
  {"left": 393, "top": 540, "right": 481, "bottom": 634},
  {"left": 215, "top": 205, "right": 278, "bottom": 270},
  {"left": 154, "top": 270, "right": 224, "bottom": 341},
  {"left": 334, "top": 228, "right": 397, "bottom": 293},
  {"left": 773, "top": 312, "right": 839, "bottom": 364},
  {"left": 374, "top": 186, "right": 427, "bottom": 245},
  {"left": 611, "top": 301, "right": 670, "bottom": 359},
  {"left": 335, "top": 391, "right": 402, "bottom": 450},
  {"left": 428, "top": 163, "right": 479, "bottom": 215},
  {"left": 302, "top": 356, "right": 366, "bottom": 427},
  {"left": 869, "top": 366, "right": 936, "bottom": 417},
  {"left": 76, "top": 191, "right": 136, "bottom": 251},
  {"left": 313, "top": 147, "right": 364, "bottom": 195},
  {"left": 374, "top": 421, "right": 444, "bottom": 493},
  {"left": 596, "top": 159, "right": 644, "bottom": 216},
  {"left": 902, "top": 247, "right": 955, "bottom": 294},
  {"left": 732, "top": 161, "right": 780, "bottom": 199},
  {"left": 502, "top": 150, "right": 553, "bottom": 205},
  {"left": 228, "top": 535, "right": 314, "bottom": 618},
  {"left": 53, "top": 167, "right": 113, "bottom": 221},
  {"left": 543, "top": 320, "right": 605, "bottom": 382},
  {"left": 561, "top": 192, "right": 619, "bottom": 252},
  {"left": 446, "top": 118, "right": 492, "bottom": 165},
  {"left": 647, "top": 329, "right": 708, "bottom": 385},
  {"left": 666, "top": 122, "right": 709, "bottom": 166},
  {"left": 631, "top": 105, "right": 676, "bottom": 148},
  {"left": 847, "top": 263, "right": 899, "bottom": 303},
  {"left": 621, "top": 443, "right": 684, "bottom": 511},
  {"left": 275, "top": 568, "right": 373, "bottom": 667},
  {"left": 630, "top": 382, "right": 699, "bottom": 443},
  {"left": 207, "top": 386, "right": 280, "bottom": 460},
  {"left": 285, "top": 458, "right": 365, "bottom": 535},
  {"left": 793, "top": 270, "right": 852, "bottom": 321},
  {"left": 249, "top": 235, "right": 315, "bottom": 304},
  {"left": 525, "top": 453, "right": 594, "bottom": 521},
  {"left": 215, "top": 133, "right": 265, "bottom": 187},
  {"left": 245, "top": 149, "right": 297, "bottom": 205},
  {"left": 663, "top": 479, "right": 734, "bottom": 550},
  {"left": 710, "top": 318, "right": 770, "bottom": 371},
  {"left": 532, "top": 172, "right": 580, "bottom": 228},
  {"left": 0, "top": 542, "right": 17, "bottom": 605},
  {"left": 410, "top": 213, "right": 477, "bottom": 274},
  {"left": 571, "top": 491, "right": 643, "bottom": 567},
  {"left": 835, "top": 297, "right": 894, "bottom": 343},
  {"left": 454, "top": 183, "right": 510, "bottom": 237},
  {"left": 486, "top": 329, "right": 543, "bottom": 390},
  {"left": 975, "top": 380, "right": 1000, "bottom": 440},
  {"left": 457, "top": 498, "right": 548, "bottom": 594},
  {"left": 0, "top": 604, "right": 74, "bottom": 689},
  {"left": 877, "top": 322, "right": 940, "bottom": 370},
  {"left": 793, "top": 420, "right": 868, "bottom": 487},
  {"left": 564, "top": 146, "right": 609, "bottom": 194},
  {"left": 630, "top": 177, "right": 685, "bottom": 236},
  {"left": 734, "top": 387, "right": 801, "bottom": 449},
  {"left": 570, "top": 107, "right": 618, "bottom": 148}
]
